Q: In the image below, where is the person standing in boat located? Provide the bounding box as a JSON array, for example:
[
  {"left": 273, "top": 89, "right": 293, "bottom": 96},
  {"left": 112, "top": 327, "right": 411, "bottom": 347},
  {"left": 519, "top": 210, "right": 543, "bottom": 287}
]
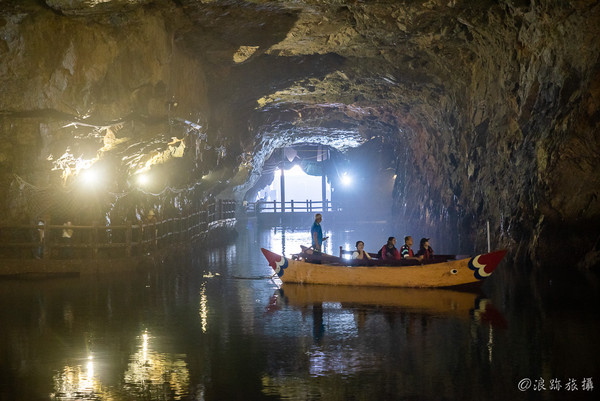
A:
[
  {"left": 311, "top": 213, "right": 328, "bottom": 253},
  {"left": 352, "top": 241, "right": 373, "bottom": 260},
  {"left": 379, "top": 237, "right": 402, "bottom": 260},
  {"left": 415, "top": 237, "right": 434, "bottom": 261},
  {"left": 400, "top": 236, "right": 423, "bottom": 260}
]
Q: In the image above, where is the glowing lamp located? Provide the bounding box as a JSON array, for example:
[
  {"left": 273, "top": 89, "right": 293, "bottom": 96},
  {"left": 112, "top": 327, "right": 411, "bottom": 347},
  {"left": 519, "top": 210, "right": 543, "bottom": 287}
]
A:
[
  {"left": 137, "top": 173, "right": 150, "bottom": 186},
  {"left": 80, "top": 169, "right": 99, "bottom": 186},
  {"left": 341, "top": 172, "right": 352, "bottom": 186}
]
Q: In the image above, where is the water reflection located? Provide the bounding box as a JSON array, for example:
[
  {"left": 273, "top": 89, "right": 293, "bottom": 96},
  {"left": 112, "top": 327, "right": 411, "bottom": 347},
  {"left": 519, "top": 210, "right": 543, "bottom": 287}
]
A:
[
  {"left": 52, "top": 356, "right": 101, "bottom": 400},
  {"left": 260, "top": 285, "right": 512, "bottom": 398},
  {"left": 268, "top": 284, "right": 506, "bottom": 345},
  {"left": 1, "top": 222, "right": 598, "bottom": 401},
  {"left": 267, "top": 226, "right": 335, "bottom": 257},
  {"left": 122, "top": 330, "right": 190, "bottom": 400},
  {"left": 199, "top": 283, "right": 208, "bottom": 333},
  {"left": 50, "top": 331, "right": 191, "bottom": 400},
  {"left": 275, "top": 285, "right": 489, "bottom": 316}
]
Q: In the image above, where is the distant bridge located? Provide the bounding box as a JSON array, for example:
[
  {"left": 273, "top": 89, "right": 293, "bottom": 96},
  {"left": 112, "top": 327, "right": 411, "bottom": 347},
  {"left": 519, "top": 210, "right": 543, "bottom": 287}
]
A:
[{"left": 246, "top": 199, "right": 341, "bottom": 215}]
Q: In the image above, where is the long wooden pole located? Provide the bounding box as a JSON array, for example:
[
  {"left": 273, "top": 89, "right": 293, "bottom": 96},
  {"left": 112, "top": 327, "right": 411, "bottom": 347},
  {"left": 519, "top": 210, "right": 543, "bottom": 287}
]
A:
[{"left": 486, "top": 220, "right": 491, "bottom": 253}]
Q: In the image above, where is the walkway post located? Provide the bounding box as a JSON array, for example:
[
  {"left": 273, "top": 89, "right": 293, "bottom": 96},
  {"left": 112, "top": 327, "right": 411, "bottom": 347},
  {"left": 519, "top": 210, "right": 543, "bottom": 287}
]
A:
[
  {"left": 126, "top": 221, "right": 132, "bottom": 257},
  {"left": 322, "top": 174, "right": 327, "bottom": 212},
  {"left": 280, "top": 167, "right": 286, "bottom": 213},
  {"left": 92, "top": 221, "right": 98, "bottom": 259},
  {"left": 41, "top": 220, "right": 49, "bottom": 260}
]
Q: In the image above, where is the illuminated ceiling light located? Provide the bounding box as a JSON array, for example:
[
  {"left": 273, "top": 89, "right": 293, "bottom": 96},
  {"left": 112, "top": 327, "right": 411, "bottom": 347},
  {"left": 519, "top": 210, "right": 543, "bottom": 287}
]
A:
[
  {"left": 341, "top": 172, "right": 352, "bottom": 186},
  {"left": 80, "top": 169, "right": 100, "bottom": 186},
  {"left": 137, "top": 173, "right": 149, "bottom": 186}
]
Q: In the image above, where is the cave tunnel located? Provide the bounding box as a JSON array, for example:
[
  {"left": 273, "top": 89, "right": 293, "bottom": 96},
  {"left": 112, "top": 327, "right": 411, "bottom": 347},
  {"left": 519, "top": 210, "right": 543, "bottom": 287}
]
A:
[
  {"left": 1, "top": 0, "right": 599, "bottom": 270},
  {"left": 242, "top": 143, "right": 395, "bottom": 215}
]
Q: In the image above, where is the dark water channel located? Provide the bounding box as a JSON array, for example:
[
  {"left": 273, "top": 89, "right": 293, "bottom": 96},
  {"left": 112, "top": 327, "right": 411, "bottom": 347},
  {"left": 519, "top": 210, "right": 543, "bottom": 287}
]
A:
[{"left": 1, "top": 220, "right": 598, "bottom": 400}]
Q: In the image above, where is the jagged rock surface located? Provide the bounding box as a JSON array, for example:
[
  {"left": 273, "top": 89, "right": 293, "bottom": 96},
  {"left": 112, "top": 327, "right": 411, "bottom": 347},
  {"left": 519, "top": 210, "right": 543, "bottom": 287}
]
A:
[{"left": 1, "top": 0, "right": 599, "bottom": 269}]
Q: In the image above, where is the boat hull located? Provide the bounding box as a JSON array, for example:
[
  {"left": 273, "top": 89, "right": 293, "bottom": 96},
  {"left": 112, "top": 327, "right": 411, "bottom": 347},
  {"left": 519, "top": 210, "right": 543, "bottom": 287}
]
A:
[{"left": 261, "top": 248, "right": 507, "bottom": 288}]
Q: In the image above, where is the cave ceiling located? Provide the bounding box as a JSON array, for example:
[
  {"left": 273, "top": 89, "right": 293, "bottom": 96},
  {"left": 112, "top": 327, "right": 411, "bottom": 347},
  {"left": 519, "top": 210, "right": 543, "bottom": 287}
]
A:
[{"left": 2, "top": 0, "right": 500, "bottom": 151}]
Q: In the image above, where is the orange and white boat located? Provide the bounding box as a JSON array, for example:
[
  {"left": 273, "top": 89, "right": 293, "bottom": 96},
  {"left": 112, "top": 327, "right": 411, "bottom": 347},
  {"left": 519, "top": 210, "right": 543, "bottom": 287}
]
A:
[{"left": 261, "top": 247, "right": 507, "bottom": 288}]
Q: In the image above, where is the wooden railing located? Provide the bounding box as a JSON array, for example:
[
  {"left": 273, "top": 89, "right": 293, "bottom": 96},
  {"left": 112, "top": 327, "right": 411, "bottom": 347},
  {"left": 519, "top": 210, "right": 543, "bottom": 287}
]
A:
[
  {"left": 246, "top": 200, "right": 340, "bottom": 214},
  {"left": 0, "top": 199, "right": 236, "bottom": 260}
]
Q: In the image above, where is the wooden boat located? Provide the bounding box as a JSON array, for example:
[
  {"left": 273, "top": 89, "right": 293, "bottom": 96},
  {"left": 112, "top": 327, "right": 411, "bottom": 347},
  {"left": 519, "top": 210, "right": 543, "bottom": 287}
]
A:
[{"left": 260, "top": 246, "right": 507, "bottom": 288}]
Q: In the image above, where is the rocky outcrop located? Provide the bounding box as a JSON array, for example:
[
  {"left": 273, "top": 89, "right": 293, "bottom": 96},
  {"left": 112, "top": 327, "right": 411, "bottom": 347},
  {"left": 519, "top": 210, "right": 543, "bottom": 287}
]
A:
[{"left": 1, "top": 0, "right": 599, "bottom": 269}]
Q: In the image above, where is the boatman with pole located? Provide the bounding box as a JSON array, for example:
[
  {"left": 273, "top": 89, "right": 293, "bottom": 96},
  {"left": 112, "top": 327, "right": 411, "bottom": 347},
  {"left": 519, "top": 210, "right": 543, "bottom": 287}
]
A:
[{"left": 311, "top": 213, "right": 328, "bottom": 253}]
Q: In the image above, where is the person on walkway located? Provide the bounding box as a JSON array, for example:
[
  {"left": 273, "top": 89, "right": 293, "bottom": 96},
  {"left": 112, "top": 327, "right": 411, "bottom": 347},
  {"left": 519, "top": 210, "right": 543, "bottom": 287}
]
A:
[
  {"left": 61, "top": 221, "right": 73, "bottom": 258},
  {"left": 311, "top": 213, "right": 328, "bottom": 252},
  {"left": 379, "top": 237, "right": 401, "bottom": 260},
  {"left": 146, "top": 210, "right": 158, "bottom": 249},
  {"left": 33, "top": 218, "right": 45, "bottom": 259},
  {"left": 416, "top": 237, "right": 434, "bottom": 261},
  {"left": 400, "top": 236, "right": 422, "bottom": 261},
  {"left": 352, "top": 240, "right": 373, "bottom": 260}
]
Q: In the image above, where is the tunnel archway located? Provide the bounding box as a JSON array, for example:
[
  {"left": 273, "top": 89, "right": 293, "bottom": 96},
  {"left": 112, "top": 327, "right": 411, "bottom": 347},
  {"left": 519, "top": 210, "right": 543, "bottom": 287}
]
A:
[{"left": 240, "top": 139, "right": 397, "bottom": 221}]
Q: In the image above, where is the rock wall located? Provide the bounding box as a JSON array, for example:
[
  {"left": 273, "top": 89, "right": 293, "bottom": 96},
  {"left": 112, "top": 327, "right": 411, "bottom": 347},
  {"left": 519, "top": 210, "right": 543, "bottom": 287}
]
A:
[
  {"left": 391, "top": 2, "right": 600, "bottom": 268},
  {"left": 0, "top": 1, "right": 210, "bottom": 224}
]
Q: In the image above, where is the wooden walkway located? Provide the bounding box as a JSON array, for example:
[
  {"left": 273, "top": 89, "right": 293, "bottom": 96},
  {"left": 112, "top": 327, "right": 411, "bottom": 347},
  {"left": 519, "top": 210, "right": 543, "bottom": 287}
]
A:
[{"left": 0, "top": 200, "right": 236, "bottom": 276}]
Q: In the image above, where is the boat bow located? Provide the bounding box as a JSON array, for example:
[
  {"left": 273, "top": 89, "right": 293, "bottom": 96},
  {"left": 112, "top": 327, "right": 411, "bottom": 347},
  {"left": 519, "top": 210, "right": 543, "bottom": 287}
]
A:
[
  {"left": 468, "top": 249, "right": 508, "bottom": 279},
  {"left": 261, "top": 248, "right": 289, "bottom": 277}
]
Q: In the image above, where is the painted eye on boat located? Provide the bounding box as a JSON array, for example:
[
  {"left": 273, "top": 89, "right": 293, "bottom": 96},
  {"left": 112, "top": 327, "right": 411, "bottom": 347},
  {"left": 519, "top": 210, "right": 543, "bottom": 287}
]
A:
[{"left": 451, "top": 269, "right": 458, "bottom": 274}]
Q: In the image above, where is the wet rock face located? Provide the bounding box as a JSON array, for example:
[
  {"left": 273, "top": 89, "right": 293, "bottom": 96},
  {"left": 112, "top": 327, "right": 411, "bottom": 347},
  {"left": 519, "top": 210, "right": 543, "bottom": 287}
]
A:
[{"left": 1, "top": 0, "right": 599, "bottom": 269}]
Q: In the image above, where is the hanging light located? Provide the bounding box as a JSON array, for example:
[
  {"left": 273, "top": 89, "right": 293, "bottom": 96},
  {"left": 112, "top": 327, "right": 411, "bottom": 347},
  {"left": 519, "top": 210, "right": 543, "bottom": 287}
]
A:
[
  {"left": 341, "top": 172, "right": 352, "bottom": 186},
  {"left": 136, "top": 173, "right": 150, "bottom": 186},
  {"left": 80, "top": 168, "right": 100, "bottom": 187}
]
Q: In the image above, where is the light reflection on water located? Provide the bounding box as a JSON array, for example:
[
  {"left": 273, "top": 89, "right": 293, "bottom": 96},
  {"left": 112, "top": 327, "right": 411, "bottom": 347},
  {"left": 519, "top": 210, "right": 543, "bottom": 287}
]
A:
[
  {"left": 262, "top": 220, "right": 392, "bottom": 258},
  {"left": 50, "top": 331, "right": 191, "bottom": 400},
  {"left": 199, "top": 283, "right": 208, "bottom": 333},
  {"left": 52, "top": 357, "right": 100, "bottom": 400},
  {"left": 122, "top": 331, "right": 190, "bottom": 400},
  {"left": 0, "top": 221, "right": 598, "bottom": 400}
]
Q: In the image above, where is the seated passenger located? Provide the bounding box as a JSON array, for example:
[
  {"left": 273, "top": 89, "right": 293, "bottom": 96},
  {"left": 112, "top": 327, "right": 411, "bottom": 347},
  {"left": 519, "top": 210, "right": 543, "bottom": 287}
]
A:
[
  {"left": 352, "top": 241, "right": 373, "bottom": 260},
  {"left": 415, "top": 237, "right": 434, "bottom": 261},
  {"left": 379, "top": 237, "right": 401, "bottom": 260},
  {"left": 400, "top": 236, "right": 423, "bottom": 261}
]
